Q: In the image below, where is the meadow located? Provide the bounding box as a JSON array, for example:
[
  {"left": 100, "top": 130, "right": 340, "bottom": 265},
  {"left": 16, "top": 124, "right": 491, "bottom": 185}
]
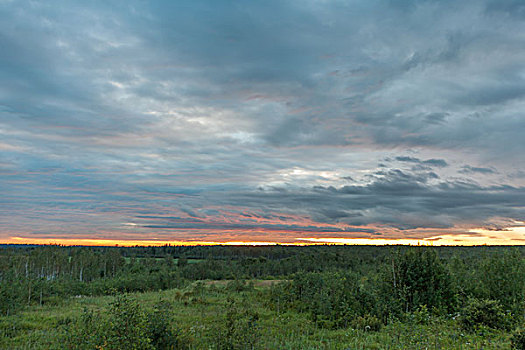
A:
[{"left": 0, "top": 245, "right": 523, "bottom": 349}]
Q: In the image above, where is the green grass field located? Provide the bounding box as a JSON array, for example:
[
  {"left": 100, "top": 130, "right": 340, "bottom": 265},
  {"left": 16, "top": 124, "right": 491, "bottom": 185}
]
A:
[{"left": 0, "top": 280, "right": 513, "bottom": 349}]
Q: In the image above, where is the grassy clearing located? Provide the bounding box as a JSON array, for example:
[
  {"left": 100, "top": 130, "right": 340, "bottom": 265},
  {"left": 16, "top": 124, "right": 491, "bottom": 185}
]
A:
[{"left": 0, "top": 280, "right": 513, "bottom": 349}]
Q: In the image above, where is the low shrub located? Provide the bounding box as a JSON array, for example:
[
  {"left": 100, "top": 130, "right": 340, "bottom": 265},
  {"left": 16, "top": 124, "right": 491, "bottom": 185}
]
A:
[
  {"left": 215, "top": 297, "right": 260, "bottom": 350},
  {"left": 352, "top": 314, "right": 383, "bottom": 332},
  {"left": 409, "top": 304, "right": 431, "bottom": 325},
  {"left": 65, "top": 295, "right": 191, "bottom": 350},
  {"left": 511, "top": 327, "right": 525, "bottom": 350},
  {"left": 146, "top": 300, "right": 192, "bottom": 350},
  {"left": 459, "top": 298, "right": 508, "bottom": 331}
]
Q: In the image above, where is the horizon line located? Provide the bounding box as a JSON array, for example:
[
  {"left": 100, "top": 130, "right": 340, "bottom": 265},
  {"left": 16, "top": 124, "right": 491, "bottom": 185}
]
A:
[{"left": 2, "top": 237, "right": 525, "bottom": 248}]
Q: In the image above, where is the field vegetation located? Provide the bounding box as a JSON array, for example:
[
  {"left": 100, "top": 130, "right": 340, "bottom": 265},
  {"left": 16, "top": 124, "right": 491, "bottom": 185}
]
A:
[{"left": 0, "top": 244, "right": 524, "bottom": 349}]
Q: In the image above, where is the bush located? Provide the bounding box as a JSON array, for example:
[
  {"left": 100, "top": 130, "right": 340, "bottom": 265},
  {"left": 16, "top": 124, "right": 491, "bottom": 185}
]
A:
[
  {"left": 64, "top": 308, "right": 106, "bottom": 350},
  {"left": 380, "top": 249, "right": 455, "bottom": 318},
  {"left": 477, "top": 250, "right": 525, "bottom": 315},
  {"left": 146, "top": 300, "right": 192, "bottom": 350},
  {"left": 105, "top": 294, "right": 153, "bottom": 349},
  {"left": 511, "top": 327, "right": 525, "bottom": 350},
  {"left": 226, "top": 279, "right": 252, "bottom": 292},
  {"left": 409, "top": 304, "right": 431, "bottom": 325},
  {"left": 215, "top": 297, "right": 260, "bottom": 350},
  {"left": 65, "top": 295, "right": 153, "bottom": 350},
  {"left": 459, "top": 298, "right": 508, "bottom": 331},
  {"left": 65, "top": 296, "right": 192, "bottom": 350},
  {"left": 352, "top": 314, "right": 383, "bottom": 332},
  {"left": 278, "top": 271, "right": 372, "bottom": 329}
]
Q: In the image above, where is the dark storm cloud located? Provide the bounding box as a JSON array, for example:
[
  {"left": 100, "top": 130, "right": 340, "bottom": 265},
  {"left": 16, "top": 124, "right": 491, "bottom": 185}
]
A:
[
  {"left": 1, "top": 0, "right": 525, "bottom": 242},
  {"left": 220, "top": 171, "right": 525, "bottom": 232}
]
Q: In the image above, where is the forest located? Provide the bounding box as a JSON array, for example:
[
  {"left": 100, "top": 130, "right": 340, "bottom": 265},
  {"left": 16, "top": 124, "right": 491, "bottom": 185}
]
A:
[{"left": 0, "top": 244, "right": 524, "bottom": 349}]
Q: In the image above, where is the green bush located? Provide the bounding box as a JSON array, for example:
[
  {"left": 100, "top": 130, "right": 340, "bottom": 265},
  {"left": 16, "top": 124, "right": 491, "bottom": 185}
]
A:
[
  {"left": 64, "top": 308, "right": 106, "bottom": 350},
  {"left": 459, "top": 298, "right": 508, "bottom": 331},
  {"left": 352, "top": 314, "right": 382, "bottom": 332},
  {"left": 226, "top": 279, "right": 252, "bottom": 292},
  {"left": 409, "top": 304, "right": 431, "bottom": 325},
  {"left": 477, "top": 250, "right": 525, "bottom": 315},
  {"left": 215, "top": 297, "right": 260, "bottom": 350},
  {"left": 379, "top": 249, "right": 455, "bottom": 318},
  {"left": 511, "top": 327, "right": 525, "bottom": 350},
  {"left": 146, "top": 300, "right": 192, "bottom": 350},
  {"left": 105, "top": 294, "right": 153, "bottom": 349},
  {"left": 276, "top": 271, "right": 373, "bottom": 329},
  {"left": 65, "top": 296, "right": 192, "bottom": 350}
]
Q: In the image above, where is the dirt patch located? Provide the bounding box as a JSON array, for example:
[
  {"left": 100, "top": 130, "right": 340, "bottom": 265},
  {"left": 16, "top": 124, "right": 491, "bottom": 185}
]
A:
[
  {"left": 254, "top": 280, "right": 286, "bottom": 287},
  {"left": 204, "top": 279, "right": 286, "bottom": 287}
]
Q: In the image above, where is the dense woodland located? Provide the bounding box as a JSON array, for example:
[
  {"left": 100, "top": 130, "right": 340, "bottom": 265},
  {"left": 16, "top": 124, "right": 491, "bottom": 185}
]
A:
[{"left": 0, "top": 244, "right": 524, "bottom": 349}]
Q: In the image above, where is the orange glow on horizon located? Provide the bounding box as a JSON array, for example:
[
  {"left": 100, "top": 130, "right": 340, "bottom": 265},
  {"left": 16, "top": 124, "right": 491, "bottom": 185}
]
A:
[
  {"left": 4, "top": 228, "right": 525, "bottom": 247},
  {"left": 297, "top": 226, "right": 525, "bottom": 246},
  {"left": 4, "top": 237, "right": 305, "bottom": 247}
]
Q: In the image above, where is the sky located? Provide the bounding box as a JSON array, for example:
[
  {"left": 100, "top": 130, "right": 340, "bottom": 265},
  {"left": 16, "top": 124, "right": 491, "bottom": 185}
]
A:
[{"left": 1, "top": 0, "right": 525, "bottom": 246}]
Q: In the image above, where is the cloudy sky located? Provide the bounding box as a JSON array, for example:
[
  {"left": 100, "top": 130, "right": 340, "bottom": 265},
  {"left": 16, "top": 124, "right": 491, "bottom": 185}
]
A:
[{"left": 1, "top": 0, "right": 525, "bottom": 245}]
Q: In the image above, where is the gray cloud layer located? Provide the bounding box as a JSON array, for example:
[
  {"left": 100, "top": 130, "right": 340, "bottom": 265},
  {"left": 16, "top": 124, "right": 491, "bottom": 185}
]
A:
[{"left": 1, "top": 0, "right": 524, "bottom": 242}]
